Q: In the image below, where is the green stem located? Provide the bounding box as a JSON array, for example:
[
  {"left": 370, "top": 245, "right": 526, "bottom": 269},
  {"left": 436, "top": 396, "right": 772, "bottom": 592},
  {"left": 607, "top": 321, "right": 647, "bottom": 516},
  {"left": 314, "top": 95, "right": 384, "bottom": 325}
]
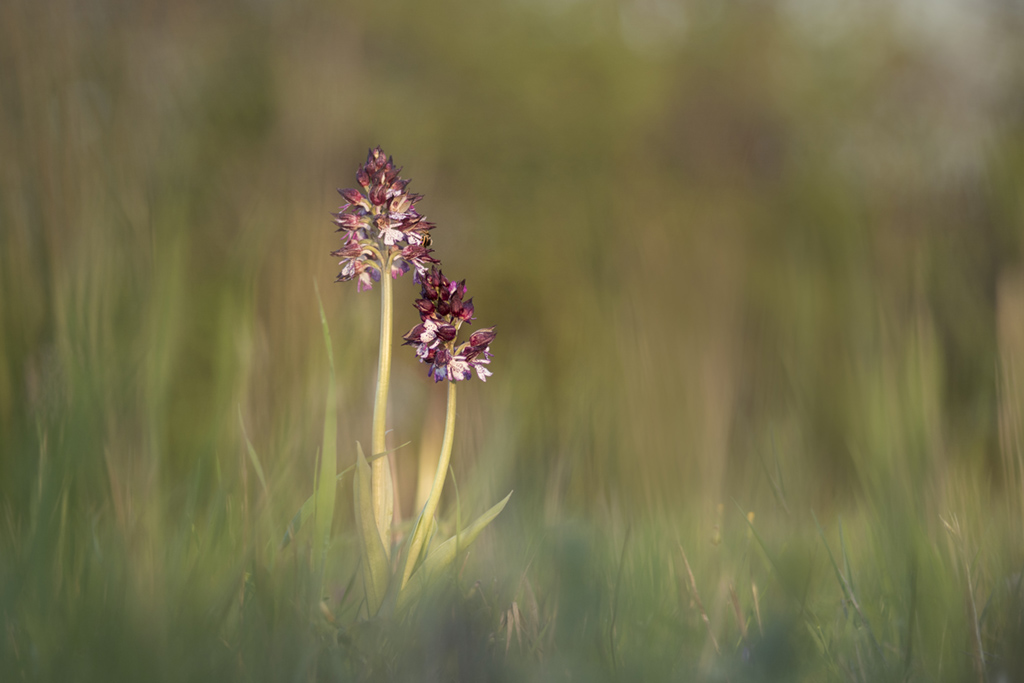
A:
[
  {"left": 371, "top": 255, "right": 395, "bottom": 559},
  {"left": 400, "top": 380, "right": 457, "bottom": 590}
]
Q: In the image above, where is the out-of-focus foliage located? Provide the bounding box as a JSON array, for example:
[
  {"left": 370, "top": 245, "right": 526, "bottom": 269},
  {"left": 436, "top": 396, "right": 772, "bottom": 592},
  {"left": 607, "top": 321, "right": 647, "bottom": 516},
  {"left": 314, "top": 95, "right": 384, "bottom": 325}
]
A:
[{"left": 3, "top": 0, "right": 1024, "bottom": 680}]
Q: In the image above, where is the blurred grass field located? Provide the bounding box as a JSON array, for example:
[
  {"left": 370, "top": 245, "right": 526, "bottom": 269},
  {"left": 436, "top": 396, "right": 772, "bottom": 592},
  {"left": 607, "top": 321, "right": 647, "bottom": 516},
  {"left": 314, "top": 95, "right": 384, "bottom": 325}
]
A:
[{"left": 3, "top": 0, "right": 1024, "bottom": 680}]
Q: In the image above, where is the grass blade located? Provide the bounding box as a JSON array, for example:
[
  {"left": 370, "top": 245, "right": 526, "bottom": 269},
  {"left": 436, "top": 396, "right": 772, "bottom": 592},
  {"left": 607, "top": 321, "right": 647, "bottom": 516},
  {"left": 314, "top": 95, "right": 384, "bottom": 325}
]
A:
[
  {"left": 279, "top": 444, "right": 409, "bottom": 550},
  {"left": 355, "top": 442, "right": 391, "bottom": 617},
  {"left": 280, "top": 466, "right": 352, "bottom": 550},
  {"left": 313, "top": 283, "right": 339, "bottom": 578},
  {"left": 813, "top": 511, "right": 884, "bottom": 663},
  {"left": 238, "top": 406, "right": 270, "bottom": 499}
]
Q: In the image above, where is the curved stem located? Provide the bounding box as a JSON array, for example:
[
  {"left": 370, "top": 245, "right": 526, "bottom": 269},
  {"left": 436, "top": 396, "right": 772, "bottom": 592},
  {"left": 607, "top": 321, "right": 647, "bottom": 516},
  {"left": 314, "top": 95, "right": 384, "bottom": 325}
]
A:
[
  {"left": 400, "top": 380, "right": 457, "bottom": 590},
  {"left": 363, "top": 244, "right": 385, "bottom": 264},
  {"left": 371, "top": 254, "right": 395, "bottom": 559}
]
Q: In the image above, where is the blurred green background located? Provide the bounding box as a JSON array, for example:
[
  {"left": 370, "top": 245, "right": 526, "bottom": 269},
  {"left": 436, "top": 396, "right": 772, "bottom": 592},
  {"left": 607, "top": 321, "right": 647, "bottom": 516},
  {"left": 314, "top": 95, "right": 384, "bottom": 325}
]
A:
[{"left": 3, "top": 0, "right": 1024, "bottom": 680}]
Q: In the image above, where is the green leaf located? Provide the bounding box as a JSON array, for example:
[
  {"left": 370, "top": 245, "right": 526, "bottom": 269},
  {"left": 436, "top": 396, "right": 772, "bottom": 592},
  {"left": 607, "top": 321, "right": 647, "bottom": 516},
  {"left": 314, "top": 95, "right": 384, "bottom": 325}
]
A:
[
  {"left": 403, "top": 514, "right": 439, "bottom": 580},
  {"left": 313, "top": 285, "right": 338, "bottom": 577},
  {"left": 398, "top": 490, "right": 512, "bottom": 612},
  {"left": 355, "top": 443, "right": 391, "bottom": 617}
]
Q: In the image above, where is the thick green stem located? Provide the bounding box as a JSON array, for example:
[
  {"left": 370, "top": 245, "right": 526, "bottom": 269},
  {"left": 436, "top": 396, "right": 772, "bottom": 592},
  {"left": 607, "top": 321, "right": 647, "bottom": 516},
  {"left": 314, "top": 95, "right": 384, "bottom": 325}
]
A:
[
  {"left": 400, "top": 380, "right": 457, "bottom": 590},
  {"left": 371, "top": 257, "right": 395, "bottom": 559}
]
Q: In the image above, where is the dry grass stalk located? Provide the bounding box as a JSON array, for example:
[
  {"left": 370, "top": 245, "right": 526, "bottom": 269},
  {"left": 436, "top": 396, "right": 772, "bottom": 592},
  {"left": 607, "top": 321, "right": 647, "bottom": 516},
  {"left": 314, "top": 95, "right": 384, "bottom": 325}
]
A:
[{"left": 679, "top": 543, "right": 720, "bottom": 655}]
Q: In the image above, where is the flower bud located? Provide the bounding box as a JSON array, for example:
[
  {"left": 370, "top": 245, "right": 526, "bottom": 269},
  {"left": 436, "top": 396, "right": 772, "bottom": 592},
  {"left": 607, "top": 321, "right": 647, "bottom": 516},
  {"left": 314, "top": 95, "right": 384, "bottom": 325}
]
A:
[{"left": 469, "top": 327, "right": 496, "bottom": 348}]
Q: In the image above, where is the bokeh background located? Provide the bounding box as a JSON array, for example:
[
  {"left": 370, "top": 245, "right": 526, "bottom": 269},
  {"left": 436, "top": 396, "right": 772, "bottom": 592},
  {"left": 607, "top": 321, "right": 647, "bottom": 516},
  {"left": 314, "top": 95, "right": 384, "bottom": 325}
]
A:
[{"left": 3, "top": 0, "right": 1024, "bottom": 680}]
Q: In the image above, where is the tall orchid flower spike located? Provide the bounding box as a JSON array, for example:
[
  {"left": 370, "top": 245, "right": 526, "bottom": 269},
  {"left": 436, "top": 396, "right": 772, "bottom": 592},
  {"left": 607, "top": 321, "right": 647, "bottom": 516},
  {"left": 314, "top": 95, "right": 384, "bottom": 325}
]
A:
[
  {"left": 331, "top": 148, "right": 439, "bottom": 573},
  {"left": 331, "top": 147, "right": 439, "bottom": 287}
]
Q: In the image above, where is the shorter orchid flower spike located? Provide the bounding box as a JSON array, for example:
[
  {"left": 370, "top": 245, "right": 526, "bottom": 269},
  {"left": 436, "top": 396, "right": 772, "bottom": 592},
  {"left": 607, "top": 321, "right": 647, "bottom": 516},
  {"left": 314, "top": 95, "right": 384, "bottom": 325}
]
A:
[{"left": 402, "top": 267, "right": 496, "bottom": 382}]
